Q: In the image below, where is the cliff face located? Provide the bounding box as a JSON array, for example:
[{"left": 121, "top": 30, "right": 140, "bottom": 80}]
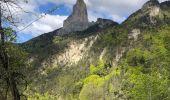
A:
[
  {"left": 142, "top": 0, "right": 160, "bottom": 24},
  {"left": 63, "top": 0, "right": 89, "bottom": 33}
]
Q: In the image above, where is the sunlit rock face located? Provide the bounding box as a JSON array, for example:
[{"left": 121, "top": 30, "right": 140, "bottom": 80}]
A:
[
  {"left": 63, "top": 0, "right": 89, "bottom": 33},
  {"left": 142, "top": 0, "right": 160, "bottom": 16},
  {"left": 142, "top": 0, "right": 159, "bottom": 9},
  {"left": 142, "top": 0, "right": 160, "bottom": 24}
]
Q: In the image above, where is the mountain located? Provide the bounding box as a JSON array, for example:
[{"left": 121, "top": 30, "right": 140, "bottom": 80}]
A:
[{"left": 22, "top": 0, "right": 170, "bottom": 100}]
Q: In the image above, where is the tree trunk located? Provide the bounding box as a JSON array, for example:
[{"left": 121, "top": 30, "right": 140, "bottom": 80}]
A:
[
  {"left": 0, "top": 2, "right": 20, "bottom": 100},
  {"left": 9, "top": 76, "right": 20, "bottom": 100}
]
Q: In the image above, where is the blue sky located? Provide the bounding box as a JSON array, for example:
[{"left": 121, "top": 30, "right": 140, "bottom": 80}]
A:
[
  {"left": 38, "top": 3, "right": 71, "bottom": 16},
  {"left": 16, "top": 1, "right": 118, "bottom": 43},
  {"left": 13, "top": 0, "right": 166, "bottom": 43},
  {"left": 16, "top": 3, "right": 69, "bottom": 42}
]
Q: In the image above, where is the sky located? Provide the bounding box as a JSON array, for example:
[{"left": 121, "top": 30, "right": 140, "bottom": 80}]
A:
[{"left": 6, "top": 0, "right": 167, "bottom": 43}]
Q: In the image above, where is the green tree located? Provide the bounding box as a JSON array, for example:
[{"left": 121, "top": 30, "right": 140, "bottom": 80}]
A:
[
  {"left": 0, "top": 28, "right": 28, "bottom": 100},
  {"left": 123, "top": 66, "right": 169, "bottom": 100},
  {"left": 0, "top": 1, "right": 28, "bottom": 100}
]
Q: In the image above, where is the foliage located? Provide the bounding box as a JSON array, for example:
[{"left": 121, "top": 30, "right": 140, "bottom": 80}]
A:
[
  {"left": 21, "top": 5, "right": 170, "bottom": 99},
  {"left": 123, "top": 67, "right": 169, "bottom": 100},
  {"left": 90, "top": 60, "right": 109, "bottom": 76},
  {"left": 121, "top": 25, "right": 170, "bottom": 100},
  {"left": 27, "top": 92, "right": 58, "bottom": 100},
  {"left": 53, "top": 36, "right": 63, "bottom": 44},
  {"left": 80, "top": 62, "right": 122, "bottom": 100},
  {"left": 0, "top": 27, "right": 28, "bottom": 100},
  {"left": 0, "top": 43, "right": 28, "bottom": 99},
  {"left": 126, "top": 48, "right": 151, "bottom": 67}
]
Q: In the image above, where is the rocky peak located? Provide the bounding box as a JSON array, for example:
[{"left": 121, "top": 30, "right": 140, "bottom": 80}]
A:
[
  {"left": 123, "top": 0, "right": 163, "bottom": 27},
  {"left": 141, "top": 0, "right": 161, "bottom": 24},
  {"left": 142, "top": 0, "right": 160, "bottom": 13},
  {"left": 63, "top": 0, "right": 89, "bottom": 33},
  {"left": 142, "top": 0, "right": 159, "bottom": 8}
]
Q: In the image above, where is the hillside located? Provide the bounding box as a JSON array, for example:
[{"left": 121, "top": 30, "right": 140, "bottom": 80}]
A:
[{"left": 21, "top": 0, "right": 170, "bottom": 100}]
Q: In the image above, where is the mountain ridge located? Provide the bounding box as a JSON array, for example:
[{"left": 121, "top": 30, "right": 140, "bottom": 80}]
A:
[{"left": 22, "top": 0, "right": 170, "bottom": 99}]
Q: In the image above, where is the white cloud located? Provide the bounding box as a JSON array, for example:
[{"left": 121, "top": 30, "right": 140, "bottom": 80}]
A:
[
  {"left": 4, "top": 0, "right": 67, "bottom": 37},
  {"left": 18, "top": 14, "right": 67, "bottom": 36},
  {"left": 85, "top": 0, "right": 167, "bottom": 23},
  {"left": 111, "top": 15, "right": 126, "bottom": 23}
]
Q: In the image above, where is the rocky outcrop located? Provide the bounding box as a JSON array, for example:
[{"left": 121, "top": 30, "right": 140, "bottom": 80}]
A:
[
  {"left": 142, "top": 0, "right": 159, "bottom": 9},
  {"left": 96, "top": 18, "right": 118, "bottom": 29},
  {"left": 63, "top": 0, "right": 89, "bottom": 33},
  {"left": 128, "top": 29, "right": 141, "bottom": 41},
  {"left": 83, "top": 18, "right": 118, "bottom": 33},
  {"left": 124, "top": 0, "right": 162, "bottom": 26},
  {"left": 142, "top": 0, "right": 160, "bottom": 16},
  {"left": 142, "top": 0, "right": 160, "bottom": 24},
  {"left": 54, "top": 0, "right": 119, "bottom": 35}
]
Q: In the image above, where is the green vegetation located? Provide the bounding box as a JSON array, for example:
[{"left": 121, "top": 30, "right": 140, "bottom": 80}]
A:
[
  {"left": 123, "top": 67, "right": 169, "bottom": 100},
  {"left": 121, "top": 25, "right": 170, "bottom": 100},
  {"left": 24, "top": 24, "right": 170, "bottom": 100},
  {"left": 79, "top": 63, "right": 122, "bottom": 100},
  {"left": 0, "top": 29, "right": 28, "bottom": 100},
  {"left": 19, "top": 1, "right": 170, "bottom": 100}
]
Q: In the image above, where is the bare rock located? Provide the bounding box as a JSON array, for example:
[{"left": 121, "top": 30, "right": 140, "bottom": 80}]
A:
[
  {"left": 142, "top": 0, "right": 160, "bottom": 17},
  {"left": 142, "top": 0, "right": 160, "bottom": 24},
  {"left": 63, "top": 0, "right": 89, "bottom": 33}
]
